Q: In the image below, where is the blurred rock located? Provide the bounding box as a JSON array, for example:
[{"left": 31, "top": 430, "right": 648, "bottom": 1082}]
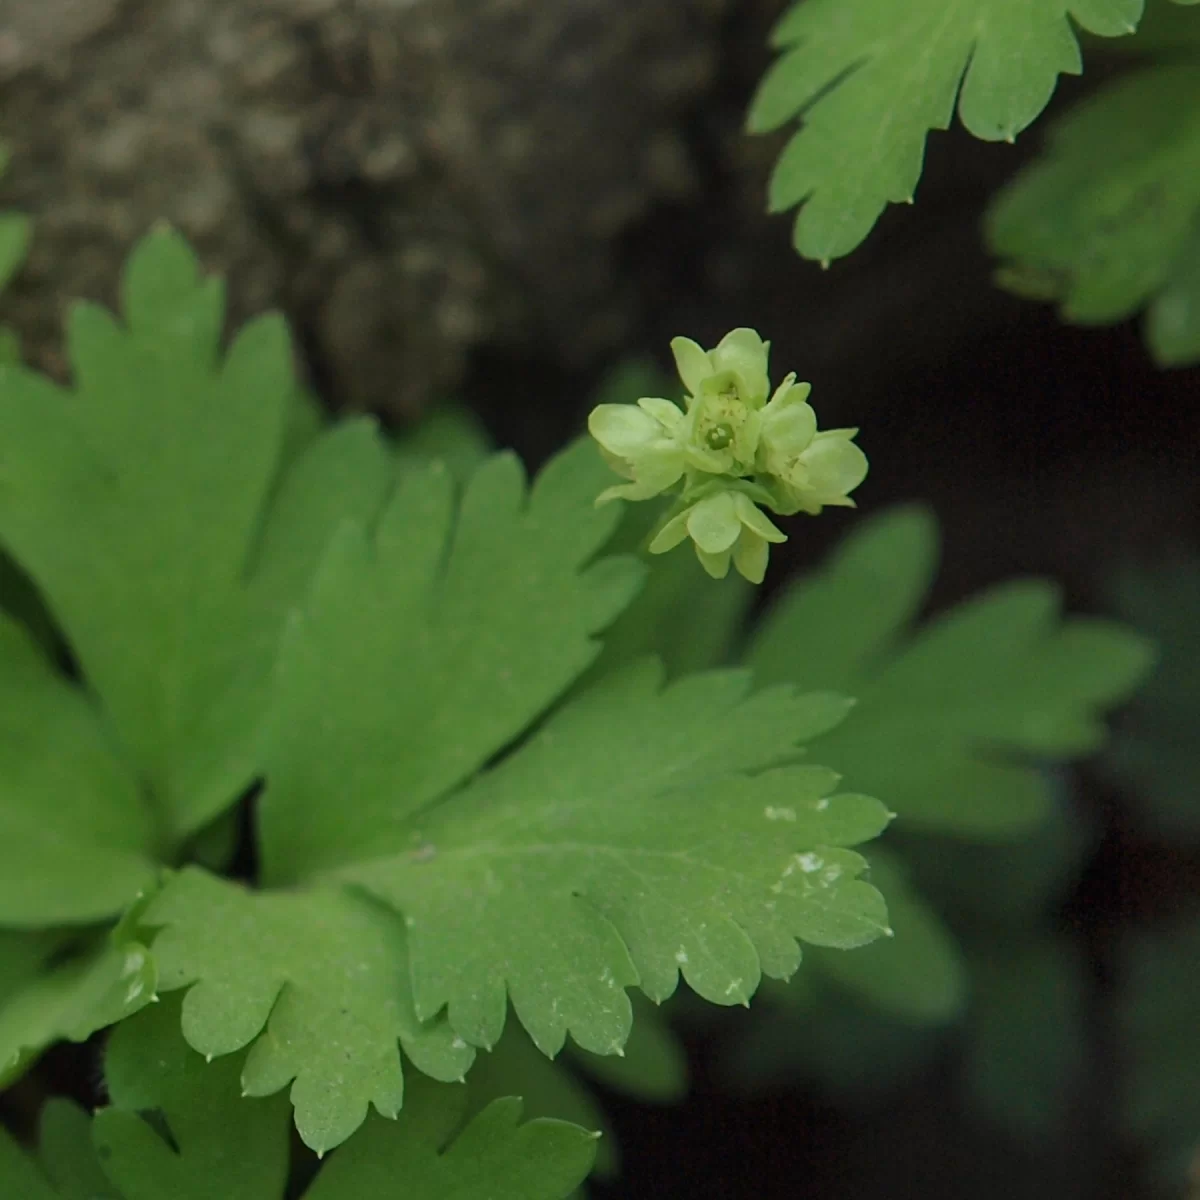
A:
[{"left": 0, "top": 0, "right": 726, "bottom": 416}]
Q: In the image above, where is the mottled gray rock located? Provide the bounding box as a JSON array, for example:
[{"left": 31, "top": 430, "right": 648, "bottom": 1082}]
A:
[{"left": 0, "top": 0, "right": 725, "bottom": 415}]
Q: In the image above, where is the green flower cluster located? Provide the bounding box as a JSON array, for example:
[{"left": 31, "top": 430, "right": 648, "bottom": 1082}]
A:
[{"left": 588, "top": 329, "right": 867, "bottom": 583}]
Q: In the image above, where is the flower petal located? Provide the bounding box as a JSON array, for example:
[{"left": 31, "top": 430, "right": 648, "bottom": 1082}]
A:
[
  {"left": 670, "top": 337, "right": 713, "bottom": 397},
  {"left": 695, "top": 546, "right": 733, "bottom": 579},
  {"left": 761, "top": 397, "right": 817, "bottom": 458},
  {"left": 687, "top": 492, "right": 741, "bottom": 554},
  {"left": 766, "top": 373, "right": 806, "bottom": 408},
  {"left": 648, "top": 509, "right": 692, "bottom": 553},
  {"left": 634, "top": 448, "right": 687, "bottom": 492},
  {"left": 588, "top": 404, "right": 664, "bottom": 457},
  {"left": 732, "top": 530, "right": 770, "bottom": 584},
  {"left": 733, "top": 493, "right": 788, "bottom": 543},
  {"left": 802, "top": 433, "right": 869, "bottom": 499},
  {"left": 711, "top": 328, "right": 770, "bottom": 404},
  {"left": 637, "top": 396, "right": 685, "bottom": 429}
]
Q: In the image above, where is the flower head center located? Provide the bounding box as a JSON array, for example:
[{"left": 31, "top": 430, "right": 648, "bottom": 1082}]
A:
[
  {"left": 705, "top": 422, "right": 735, "bottom": 451},
  {"left": 693, "top": 389, "right": 753, "bottom": 462}
]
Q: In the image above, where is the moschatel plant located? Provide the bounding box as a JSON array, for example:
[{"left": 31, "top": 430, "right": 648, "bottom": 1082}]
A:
[
  {"left": 0, "top": 227, "right": 897, "bottom": 1196},
  {"left": 0, "top": 224, "right": 1154, "bottom": 1197},
  {"left": 588, "top": 328, "right": 866, "bottom": 583}
]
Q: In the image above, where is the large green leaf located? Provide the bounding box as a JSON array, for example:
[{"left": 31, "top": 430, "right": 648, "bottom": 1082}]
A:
[
  {"left": 987, "top": 59, "right": 1200, "bottom": 366},
  {"left": 0, "top": 229, "right": 288, "bottom": 838},
  {"left": 334, "top": 663, "right": 890, "bottom": 1057},
  {"left": 465, "top": 1022, "right": 618, "bottom": 1181},
  {"left": 257, "top": 438, "right": 644, "bottom": 883},
  {"left": 141, "top": 868, "right": 474, "bottom": 1155},
  {"left": 302, "top": 1082, "right": 598, "bottom": 1200},
  {"left": 0, "top": 1001, "right": 597, "bottom": 1200},
  {"left": 749, "top": 505, "right": 1154, "bottom": 837},
  {"left": 749, "top": 0, "right": 1148, "bottom": 261},
  {"left": 0, "top": 920, "right": 156, "bottom": 1086},
  {"left": 0, "top": 613, "right": 155, "bottom": 925},
  {"left": 0, "top": 230, "right": 405, "bottom": 845},
  {"left": 96, "top": 997, "right": 291, "bottom": 1200},
  {"left": 35, "top": 1100, "right": 119, "bottom": 1200},
  {"left": 809, "top": 848, "right": 967, "bottom": 1024}
]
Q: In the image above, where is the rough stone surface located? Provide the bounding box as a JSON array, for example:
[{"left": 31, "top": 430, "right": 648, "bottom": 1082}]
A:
[{"left": 0, "top": 0, "right": 726, "bottom": 415}]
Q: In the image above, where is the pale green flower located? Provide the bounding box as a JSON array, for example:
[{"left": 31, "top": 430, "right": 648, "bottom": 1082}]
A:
[
  {"left": 649, "top": 489, "right": 786, "bottom": 584},
  {"left": 669, "top": 329, "right": 775, "bottom": 476},
  {"left": 588, "top": 396, "right": 687, "bottom": 503},
  {"left": 755, "top": 373, "right": 867, "bottom": 515},
  {"left": 670, "top": 328, "right": 772, "bottom": 408},
  {"left": 766, "top": 427, "right": 869, "bottom": 516},
  {"left": 587, "top": 326, "right": 868, "bottom": 584}
]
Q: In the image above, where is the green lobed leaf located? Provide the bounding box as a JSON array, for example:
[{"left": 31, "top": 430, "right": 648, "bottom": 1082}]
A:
[
  {"left": 302, "top": 1078, "right": 599, "bottom": 1200},
  {"left": 331, "top": 662, "right": 890, "bottom": 1058},
  {"left": 0, "top": 1007, "right": 596, "bottom": 1200},
  {"left": 37, "top": 1100, "right": 118, "bottom": 1200},
  {"left": 0, "top": 917, "right": 157, "bottom": 1086},
  {"left": 0, "top": 229, "right": 405, "bottom": 849},
  {"left": 748, "top": 505, "right": 1155, "bottom": 837},
  {"left": 809, "top": 847, "right": 967, "bottom": 1025},
  {"left": 0, "top": 1126, "right": 60, "bottom": 1200},
  {"left": 256, "top": 437, "right": 645, "bottom": 884},
  {"left": 748, "top": 0, "right": 1145, "bottom": 262},
  {"left": 96, "top": 996, "right": 290, "bottom": 1200},
  {"left": 0, "top": 611, "right": 156, "bottom": 926},
  {"left": 141, "top": 867, "right": 475, "bottom": 1155},
  {"left": 0, "top": 227, "right": 287, "bottom": 838},
  {"left": 569, "top": 991, "right": 688, "bottom": 1104},
  {"left": 395, "top": 405, "right": 492, "bottom": 483},
  {"left": 463, "top": 992, "right": 686, "bottom": 1193},
  {"left": 987, "top": 59, "right": 1200, "bottom": 366},
  {"left": 0, "top": 928, "right": 71, "bottom": 1084},
  {"left": 465, "top": 1021, "right": 618, "bottom": 1181},
  {"left": 151, "top": 411, "right": 396, "bottom": 844}
]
